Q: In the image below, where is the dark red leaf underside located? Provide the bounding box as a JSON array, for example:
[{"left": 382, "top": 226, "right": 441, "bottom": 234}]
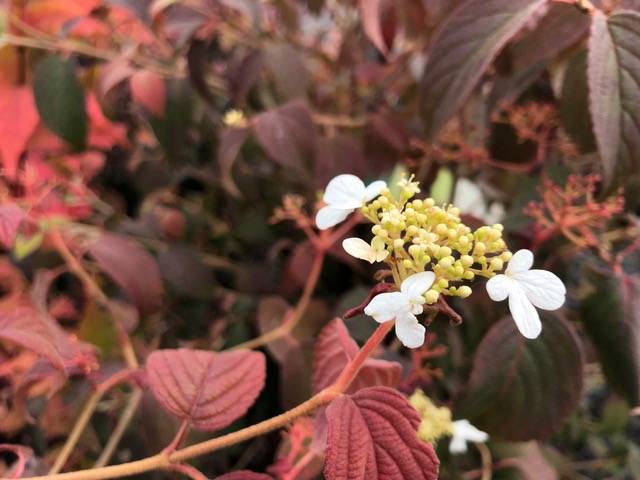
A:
[
  {"left": 312, "top": 318, "right": 401, "bottom": 394},
  {"left": 325, "top": 387, "right": 439, "bottom": 480},
  {"left": 146, "top": 348, "right": 266, "bottom": 431}
]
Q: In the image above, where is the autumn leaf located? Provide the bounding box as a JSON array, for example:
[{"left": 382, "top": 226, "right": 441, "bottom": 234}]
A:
[
  {"left": 0, "top": 204, "right": 27, "bottom": 249},
  {"left": 313, "top": 318, "right": 401, "bottom": 394},
  {"left": 419, "top": 0, "right": 547, "bottom": 138},
  {"left": 325, "top": 387, "right": 439, "bottom": 480},
  {"left": 0, "top": 86, "right": 39, "bottom": 180},
  {"left": 588, "top": 9, "right": 640, "bottom": 185},
  {"left": 130, "top": 70, "right": 166, "bottom": 117},
  {"left": 88, "top": 233, "right": 164, "bottom": 314},
  {"left": 146, "top": 348, "right": 266, "bottom": 431}
]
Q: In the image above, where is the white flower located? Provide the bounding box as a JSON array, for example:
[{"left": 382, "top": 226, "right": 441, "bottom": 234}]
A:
[
  {"left": 364, "top": 272, "right": 435, "bottom": 348},
  {"left": 453, "top": 177, "right": 504, "bottom": 225},
  {"left": 315, "top": 174, "right": 386, "bottom": 230},
  {"left": 486, "top": 249, "right": 566, "bottom": 339},
  {"left": 449, "top": 419, "right": 489, "bottom": 454},
  {"left": 342, "top": 237, "right": 389, "bottom": 263}
]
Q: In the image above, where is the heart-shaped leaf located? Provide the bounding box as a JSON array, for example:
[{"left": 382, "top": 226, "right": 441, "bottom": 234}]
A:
[
  {"left": 419, "top": 0, "right": 546, "bottom": 138},
  {"left": 146, "top": 348, "right": 266, "bottom": 431},
  {"left": 456, "top": 314, "right": 583, "bottom": 440},
  {"left": 88, "top": 233, "right": 163, "bottom": 314},
  {"left": 313, "top": 318, "right": 401, "bottom": 394},
  {"left": 580, "top": 272, "right": 640, "bottom": 404},
  {"left": 588, "top": 9, "right": 640, "bottom": 185},
  {"left": 325, "top": 386, "right": 439, "bottom": 480}
]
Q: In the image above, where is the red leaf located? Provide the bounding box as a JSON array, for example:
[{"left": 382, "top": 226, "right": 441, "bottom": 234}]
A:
[
  {"left": 0, "top": 204, "right": 27, "bottom": 249},
  {"left": 146, "top": 348, "right": 266, "bottom": 431},
  {"left": 216, "top": 472, "right": 272, "bottom": 480},
  {"left": 252, "top": 101, "right": 316, "bottom": 172},
  {"left": 88, "top": 233, "right": 163, "bottom": 314},
  {"left": 0, "top": 86, "right": 39, "bottom": 180},
  {"left": 0, "top": 443, "right": 34, "bottom": 479},
  {"left": 313, "top": 318, "right": 401, "bottom": 394},
  {"left": 218, "top": 126, "right": 250, "bottom": 197},
  {"left": 87, "top": 94, "right": 128, "bottom": 148},
  {"left": 130, "top": 70, "right": 166, "bottom": 117},
  {"left": 358, "top": 0, "right": 390, "bottom": 55},
  {"left": 325, "top": 387, "right": 439, "bottom": 480}
]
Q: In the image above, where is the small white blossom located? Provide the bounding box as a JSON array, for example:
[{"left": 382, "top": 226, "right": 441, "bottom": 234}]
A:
[
  {"left": 342, "top": 237, "right": 389, "bottom": 263},
  {"left": 315, "top": 174, "right": 386, "bottom": 230},
  {"left": 449, "top": 419, "right": 489, "bottom": 454},
  {"left": 364, "top": 272, "right": 435, "bottom": 348},
  {"left": 486, "top": 249, "right": 566, "bottom": 339},
  {"left": 453, "top": 177, "right": 504, "bottom": 225}
]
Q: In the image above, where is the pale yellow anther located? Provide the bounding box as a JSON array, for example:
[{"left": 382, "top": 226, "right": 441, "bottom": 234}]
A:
[
  {"left": 435, "top": 224, "right": 448, "bottom": 236},
  {"left": 408, "top": 244, "right": 422, "bottom": 258},
  {"left": 460, "top": 255, "right": 474, "bottom": 268},
  {"left": 393, "top": 238, "right": 405, "bottom": 249},
  {"left": 490, "top": 257, "right": 504, "bottom": 271},
  {"left": 424, "top": 289, "right": 440, "bottom": 304},
  {"left": 458, "top": 286, "right": 472, "bottom": 298}
]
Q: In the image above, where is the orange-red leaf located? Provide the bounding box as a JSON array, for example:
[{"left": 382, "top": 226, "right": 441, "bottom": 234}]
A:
[
  {"left": 0, "top": 86, "right": 39, "bottom": 180},
  {"left": 0, "top": 204, "right": 26, "bottom": 249},
  {"left": 146, "top": 348, "right": 266, "bottom": 431},
  {"left": 325, "top": 387, "right": 439, "bottom": 480},
  {"left": 88, "top": 233, "right": 163, "bottom": 314},
  {"left": 130, "top": 70, "right": 166, "bottom": 117},
  {"left": 313, "top": 318, "right": 401, "bottom": 394}
]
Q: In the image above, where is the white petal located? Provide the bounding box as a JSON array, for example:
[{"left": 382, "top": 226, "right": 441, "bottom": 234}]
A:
[
  {"left": 364, "top": 292, "right": 408, "bottom": 323},
  {"left": 449, "top": 435, "right": 468, "bottom": 454},
  {"left": 394, "top": 313, "right": 425, "bottom": 348},
  {"left": 342, "top": 238, "right": 376, "bottom": 263},
  {"left": 506, "top": 249, "right": 534, "bottom": 275},
  {"left": 514, "top": 269, "right": 566, "bottom": 310},
  {"left": 486, "top": 274, "right": 512, "bottom": 302},
  {"left": 452, "top": 420, "right": 489, "bottom": 444},
  {"left": 508, "top": 283, "right": 542, "bottom": 339},
  {"left": 400, "top": 271, "right": 436, "bottom": 298},
  {"left": 323, "top": 174, "right": 366, "bottom": 209},
  {"left": 363, "top": 180, "right": 386, "bottom": 202},
  {"left": 453, "top": 178, "right": 487, "bottom": 218},
  {"left": 315, "top": 206, "right": 351, "bottom": 230}
]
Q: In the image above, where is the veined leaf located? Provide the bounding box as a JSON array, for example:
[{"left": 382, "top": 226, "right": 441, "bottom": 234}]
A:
[
  {"left": 146, "top": 348, "right": 266, "bottom": 431},
  {"left": 313, "top": 318, "right": 401, "bottom": 394},
  {"left": 456, "top": 314, "right": 583, "bottom": 440},
  {"left": 325, "top": 387, "right": 439, "bottom": 480},
  {"left": 419, "top": 0, "right": 546, "bottom": 138},
  {"left": 588, "top": 9, "right": 640, "bottom": 185}
]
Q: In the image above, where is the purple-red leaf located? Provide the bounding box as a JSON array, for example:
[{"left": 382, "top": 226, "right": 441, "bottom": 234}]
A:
[
  {"left": 130, "top": 70, "right": 166, "bottom": 117},
  {"left": 252, "top": 101, "right": 316, "bottom": 172},
  {"left": 0, "top": 204, "right": 26, "bottom": 249},
  {"left": 146, "top": 348, "right": 266, "bottom": 432},
  {"left": 358, "top": 0, "right": 388, "bottom": 55},
  {"left": 588, "top": 9, "right": 640, "bottom": 185},
  {"left": 218, "top": 126, "right": 250, "bottom": 197},
  {"left": 419, "top": 0, "right": 547, "bottom": 138},
  {"left": 88, "top": 233, "right": 163, "bottom": 314},
  {"left": 0, "top": 443, "right": 34, "bottom": 479},
  {"left": 216, "top": 472, "right": 272, "bottom": 480},
  {"left": 313, "top": 318, "right": 401, "bottom": 394},
  {"left": 325, "top": 387, "right": 439, "bottom": 480}
]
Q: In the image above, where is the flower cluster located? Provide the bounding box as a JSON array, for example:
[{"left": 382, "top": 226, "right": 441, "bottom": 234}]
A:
[
  {"left": 316, "top": 174, "right": 567, "bottom": 348},
  {"left": 410, "top": 389, "right": 488, "bottom": 454}
]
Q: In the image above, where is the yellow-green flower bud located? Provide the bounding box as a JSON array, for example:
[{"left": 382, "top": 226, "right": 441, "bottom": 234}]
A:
[
  {"left": 408, "top": 244, "right": 422, "bottom": 258},
  {"left": 393, "top": 238, "right": 404, "bottom": 249},
  {"left": 460, "top": 255, "right": 474, "bottom": 268},
  {"left": 439, "top": 256, "right": 453, "bottom": 269},
  {"left": 458, "top": 285, "right": 472, "bottom": 298},
  {"left": 425, "top": 289, "right": 439, "bottom": 304},
  {"left": 490, "top": 257, "right": 504, "bottom": 271}
]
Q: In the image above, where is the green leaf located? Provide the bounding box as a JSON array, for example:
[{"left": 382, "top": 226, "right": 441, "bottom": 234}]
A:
[
  {"left": 456, "top": 314, "right": 584, "bottom": 440},
  {"left": 33, "top": 56, "right": 87, "bottom": 149},
  {"left": 580, "top": 273, "right": 640, "bottom": 405},
  {"left": 13, "top": 230, "right": 44, "bottom": 260},
  {"left": 419, "top": 0, "right": 547, "bottom": 138},
  {"left": 429, "top": 167, "right": 454, "bottom": 204},
  {"left": 588, "top": 10, "right": 640, "bottom": 185}
]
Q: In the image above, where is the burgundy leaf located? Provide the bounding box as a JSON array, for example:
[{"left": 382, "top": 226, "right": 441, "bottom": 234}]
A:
[
  {"left": 325, "top": 387, "right": 439, "bottom": 480},
  {"left": 588, "top": 9, "right": 640, "bottom": 185},
  {"left": 456, "top": 314, "right": 583, "bottom": 440},
  {"left": 358, "top": 0, "right": 388, "bottom": 55},
  {"left": 88, "top": 233, "right": 163, "bottom": 314},
  {"left": 0, "top": 204, "right": 26, "bottom": 249},
  {"left": 419, "top": 0, "right": 547, "bottom": 138},
  {"left": 130, "top": 70, "right": 166, "bottom": 117},
  {"left": 216, "top": 472, "right": 272, "bottom": 480},
  {"left": 218, "top": 126, "right": 250, "bottom": 197},
  {"left": 146, "top": 348, "right": 266, "bottom": 431},
  {"left": 252, "top": 101, "right": 316, "bottom": 172},
  {"left": 313, "top": 318, "right": 401, "bottom": 394},
  {"left": 0, "top": 443, "right": 34, "bottom": 479}
]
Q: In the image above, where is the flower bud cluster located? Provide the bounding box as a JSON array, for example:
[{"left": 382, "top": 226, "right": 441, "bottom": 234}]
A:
[
  {"left": 360, "top": 177, "right": 511, "bottom": 304},
  {"left": 409, "top": 389, "right": 453, "bottom": 443}
]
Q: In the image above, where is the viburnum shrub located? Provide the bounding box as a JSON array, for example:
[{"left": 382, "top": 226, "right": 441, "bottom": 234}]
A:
[{"left": 2, "top": 0, "right": 640, "bottom": 478}]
